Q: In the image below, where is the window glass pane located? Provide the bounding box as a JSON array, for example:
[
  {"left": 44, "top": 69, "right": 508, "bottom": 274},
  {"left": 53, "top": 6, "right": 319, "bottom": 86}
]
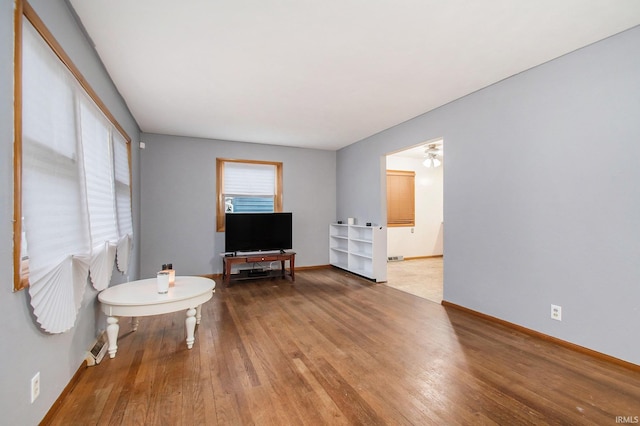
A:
[{"left": 226, "top": 196, "right": 275, "bottom": 213}]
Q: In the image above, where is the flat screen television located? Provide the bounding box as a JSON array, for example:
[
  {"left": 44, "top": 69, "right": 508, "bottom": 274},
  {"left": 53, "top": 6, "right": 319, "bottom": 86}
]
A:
[{"left": 225, "top": 212, "right": 293, "bottom": 253}]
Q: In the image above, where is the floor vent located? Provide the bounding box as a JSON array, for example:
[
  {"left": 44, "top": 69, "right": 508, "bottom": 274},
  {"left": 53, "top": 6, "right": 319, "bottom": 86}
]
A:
[
  {"left": 86, "top": 331, "right": 108, "bottom": 366},
  {"left": 387, "top": 256, "right": 404, "bottom": 262}
]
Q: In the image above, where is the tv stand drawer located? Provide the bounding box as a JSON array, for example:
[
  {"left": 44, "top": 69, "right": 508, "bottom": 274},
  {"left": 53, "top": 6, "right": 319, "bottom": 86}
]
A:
[{"left": 246, "top": 255, "right": 280, "bottom": 262}]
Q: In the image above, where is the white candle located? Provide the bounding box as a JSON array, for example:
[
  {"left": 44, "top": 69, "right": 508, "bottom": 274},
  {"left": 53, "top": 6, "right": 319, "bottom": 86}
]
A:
[{"left": 157, "top": 271, "right": 170, "bottom": 294}]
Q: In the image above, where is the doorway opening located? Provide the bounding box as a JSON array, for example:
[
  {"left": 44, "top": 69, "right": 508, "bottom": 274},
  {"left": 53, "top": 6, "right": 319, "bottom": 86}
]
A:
[{"left": 384, "top": 138, "right": 444, "bottom": 303}]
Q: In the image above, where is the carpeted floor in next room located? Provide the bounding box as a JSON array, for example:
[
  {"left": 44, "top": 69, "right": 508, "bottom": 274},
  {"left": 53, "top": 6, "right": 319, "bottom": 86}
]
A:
[{"left": 384, "top": 256, "right": 443, "bottom": 303}]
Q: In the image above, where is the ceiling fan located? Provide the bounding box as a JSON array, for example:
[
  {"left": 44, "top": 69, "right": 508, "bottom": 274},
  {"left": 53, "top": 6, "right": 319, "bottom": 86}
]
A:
[{"left": 423, "top": 143, "right": 443, "bottom": 168}]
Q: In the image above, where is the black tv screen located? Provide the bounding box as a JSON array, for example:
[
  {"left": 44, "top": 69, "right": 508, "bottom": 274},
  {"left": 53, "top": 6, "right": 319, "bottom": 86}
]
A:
[{"left": 225, "top": 212, "right": 293, "bottom": 253}]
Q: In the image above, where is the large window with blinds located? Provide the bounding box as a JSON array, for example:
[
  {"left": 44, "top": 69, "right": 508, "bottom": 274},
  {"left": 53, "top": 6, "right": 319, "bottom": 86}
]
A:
[
  {"left": 216, "top": 159, "right": 283, "bottom": 232},
  {"left": 14, "top": 2, "right": 133, "bottom": 333}
]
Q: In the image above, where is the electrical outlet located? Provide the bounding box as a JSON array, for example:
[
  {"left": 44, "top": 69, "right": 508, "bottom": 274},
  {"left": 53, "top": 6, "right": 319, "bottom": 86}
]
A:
[
  {"left": 551, "top": 304, "right": 562, "bottom": 321},
  {"left": 31, "top": 372, "right": 40, "bottom": 403}
]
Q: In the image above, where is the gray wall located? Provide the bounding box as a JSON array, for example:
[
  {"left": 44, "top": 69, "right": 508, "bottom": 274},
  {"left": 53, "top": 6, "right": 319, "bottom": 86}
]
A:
[
  {"left": 139, "top": 133, "right": 336, "bottom": 278},
  {"left": 337, "top": 26, "right": 640, "bottom": 365},
  {"left": 0, "top": 1, "right": 141, "bottom": 424}
]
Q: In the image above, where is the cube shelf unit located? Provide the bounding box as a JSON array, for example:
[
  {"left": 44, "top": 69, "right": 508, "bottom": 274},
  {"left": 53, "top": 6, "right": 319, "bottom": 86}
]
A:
[{"left": 329, "top": 223, "right": 387, "bottom": 282}]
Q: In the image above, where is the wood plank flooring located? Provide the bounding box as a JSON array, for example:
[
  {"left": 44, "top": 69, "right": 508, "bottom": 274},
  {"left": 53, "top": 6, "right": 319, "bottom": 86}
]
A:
[{"left": 47, "top": 268, "right": 640, "bottom": 425}]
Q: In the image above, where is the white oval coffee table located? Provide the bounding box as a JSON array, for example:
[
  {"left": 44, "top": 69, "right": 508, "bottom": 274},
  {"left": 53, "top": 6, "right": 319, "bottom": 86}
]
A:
[{"left": 98, "top": 276, "right": 215, "bottom": 358}]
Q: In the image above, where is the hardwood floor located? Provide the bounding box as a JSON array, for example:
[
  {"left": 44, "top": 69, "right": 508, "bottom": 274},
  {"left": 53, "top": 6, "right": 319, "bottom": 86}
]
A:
[{"left": 47, "top": 268, "right": 640, "bottom": 425}]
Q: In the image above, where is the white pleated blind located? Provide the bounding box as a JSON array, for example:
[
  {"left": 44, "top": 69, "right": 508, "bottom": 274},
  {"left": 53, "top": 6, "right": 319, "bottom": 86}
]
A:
[
  {"left": 22, "top": 23, "right": 77, "bottom": 161},
  {"left": 223, "top": 162, "right": 276, "bottom": 196},
  {"left": 113, "top": 131, "right": 133, "bottom": 238},
  {"left": 113, "top": 131, "right": 133, "bottom": 273},
  {"left": 20, "top": 17, "right": 133, "bottom": 332},
  {"left": 80, "top": 96, "right": 118, "bottom": 246},
  {"left": 79, "top": 96, "right": 119, "bottom": 290},
  {"left": 22, "top": 20, "right": 91, "bottom": 333}
]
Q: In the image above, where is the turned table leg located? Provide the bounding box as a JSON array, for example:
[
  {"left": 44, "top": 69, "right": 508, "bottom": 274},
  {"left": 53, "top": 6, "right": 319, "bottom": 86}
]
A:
[
  {"left": 185, "top": 307, "right": 197, "bottom": 349},
  {"left": 106, "top": 316, "right": 119, "bottom": 358},
  {"left": 196, "top": 304, "right": 202, "bottom": 324},
  {"left": 131, "top": 317, "right": 139, "bottom": 331}
]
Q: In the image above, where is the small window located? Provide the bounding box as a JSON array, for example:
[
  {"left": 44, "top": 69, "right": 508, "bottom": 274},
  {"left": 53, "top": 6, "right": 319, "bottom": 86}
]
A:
[
  {"left": 216, "top": 159, "right": 283, "bottom": 231},
  {"left": 387, "top": 170, "right": 415, "bottom": 227}
]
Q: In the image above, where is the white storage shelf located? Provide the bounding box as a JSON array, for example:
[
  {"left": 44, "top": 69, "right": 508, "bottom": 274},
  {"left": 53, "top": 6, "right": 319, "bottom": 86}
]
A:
[
  {"left": 329, "top": 223, "right": 386, "bottom": 282},
  {"left": 329, "top": 224, "right": 349, "bottom": 270}
]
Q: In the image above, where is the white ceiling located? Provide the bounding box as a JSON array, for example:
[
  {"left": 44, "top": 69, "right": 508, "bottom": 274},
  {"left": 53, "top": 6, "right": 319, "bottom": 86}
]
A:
[
  {"left": 390, "top": 138, "right": 443, "bottom": 159},
  {"left": 68, "top": 0, "right": 640, "bottom": 151}
]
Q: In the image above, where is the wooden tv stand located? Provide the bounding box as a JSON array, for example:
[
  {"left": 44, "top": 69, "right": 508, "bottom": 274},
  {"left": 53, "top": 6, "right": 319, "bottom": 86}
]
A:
[{"left": 221, "top": 251, "right": 296, "bottom": 286}]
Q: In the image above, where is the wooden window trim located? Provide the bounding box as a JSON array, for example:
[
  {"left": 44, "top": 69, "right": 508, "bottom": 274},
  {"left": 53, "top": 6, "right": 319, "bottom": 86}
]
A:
[
  {"left": 216, "top": 158, "right": 283, "bottom": 232},
  {"left": 387, "top": 169, "right": 416, "bottom": 227},
  {"left": 13, "top": 0, "right": 24, "bottom": 291},
  {"left": 13, "top": 0, "right": 132, "bottom": 291}
]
